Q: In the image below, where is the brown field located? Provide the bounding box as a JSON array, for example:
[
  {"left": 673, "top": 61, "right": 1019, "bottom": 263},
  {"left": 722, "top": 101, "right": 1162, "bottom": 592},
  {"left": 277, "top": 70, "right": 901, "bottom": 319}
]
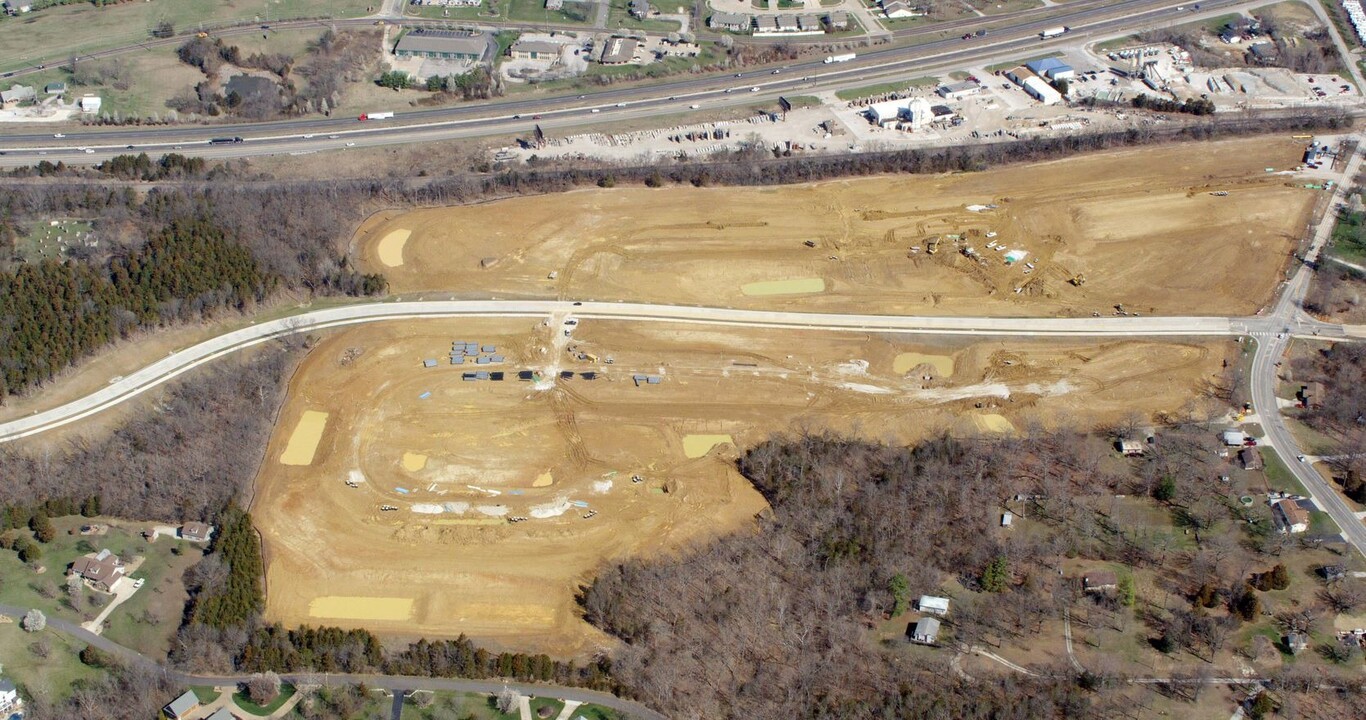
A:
[
  {"left": 253, "top": 316, "right": 1236, "bottom": 655},
  {"left": 355, "top": 137, "right": 1316, "bottom": 317}
]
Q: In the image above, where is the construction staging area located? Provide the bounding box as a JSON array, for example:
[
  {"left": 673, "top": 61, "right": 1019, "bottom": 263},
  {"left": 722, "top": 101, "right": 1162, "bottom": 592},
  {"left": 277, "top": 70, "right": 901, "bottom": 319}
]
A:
[
  {"left": 253, "top": 314, "right": 1235, "bottom": 655},
  {"left": 253, "top": 136, "right": 1327, "bottom": 655},
  {"left": 359, "top": 137, "right": 1317, "bottom": 318}
]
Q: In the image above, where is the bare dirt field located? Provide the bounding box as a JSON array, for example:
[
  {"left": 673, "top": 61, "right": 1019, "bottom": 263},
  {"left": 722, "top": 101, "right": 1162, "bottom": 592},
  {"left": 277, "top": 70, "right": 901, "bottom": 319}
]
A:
[
  {"left": 253, "top": 315, "right": 1236, "bottom": 656},
  {"left": 355, "top": 137, "right": 1316, "bottom": 317}
]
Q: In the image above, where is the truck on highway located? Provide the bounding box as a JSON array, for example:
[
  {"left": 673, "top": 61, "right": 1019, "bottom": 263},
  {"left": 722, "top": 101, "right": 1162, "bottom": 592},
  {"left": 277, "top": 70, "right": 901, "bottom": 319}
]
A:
[
  {"left": 824, "top": 53, "right": 856, "bottom": 64},
  {"left": 358, "top": 111, "right": 394, "bottom": 121},
  {"left": 209, "top": 137, "right": 244, "bottom": 144},
  {"left": 1039, "top": 26, "right": 1069, "bottom": 39}
]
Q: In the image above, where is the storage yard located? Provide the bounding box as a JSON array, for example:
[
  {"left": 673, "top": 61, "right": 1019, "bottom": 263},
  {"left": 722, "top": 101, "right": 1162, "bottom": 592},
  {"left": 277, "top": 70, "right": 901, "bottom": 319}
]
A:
[
  {"left": 359, "top": 137, "right": 1317, "bottom": 318},
  {"left": 253, "top": 315, "right": 1236, "bottom": 655}
]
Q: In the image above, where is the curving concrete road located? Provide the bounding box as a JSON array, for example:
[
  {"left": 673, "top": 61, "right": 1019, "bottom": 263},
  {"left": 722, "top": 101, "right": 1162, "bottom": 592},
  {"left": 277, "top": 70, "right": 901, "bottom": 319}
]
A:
[{"left": 0, "top": 297, "right": 1343, "bottom": 443}]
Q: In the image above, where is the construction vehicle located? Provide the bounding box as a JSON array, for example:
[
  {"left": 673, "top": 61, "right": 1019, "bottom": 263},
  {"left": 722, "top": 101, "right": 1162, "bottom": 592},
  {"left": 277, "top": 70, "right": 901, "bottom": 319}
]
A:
[
  {"left": 196, "top": 31, "right": 209, "bottom": 38},
  {"left": 925, "top": 237, "right": 940, "bottom": 255},
  {"left": 583, "top": 352, "right": 599, "bottom": 363},
  {"left": 1068, "top": 273, "right": 1086, "bottom": 287},
  {"left": 803, "top": 240, "right": 817, "bottom": 248}
]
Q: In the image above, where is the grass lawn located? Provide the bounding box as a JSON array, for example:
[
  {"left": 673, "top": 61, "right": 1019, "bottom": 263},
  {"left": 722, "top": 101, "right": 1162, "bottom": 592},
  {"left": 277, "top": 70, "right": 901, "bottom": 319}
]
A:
[
  {"left": 1328, "top": 211, "right": 1366, "bottom": 264},
  {"left": 574, "top": 706, "right": 624, "bottom": 720},
  {"left": 780, "top": 94, "right": 822, "bottom": 108},
  {"left": 0, "top": 0, "right": 371, "bottom": 73},
  {"left": 504, "top": 0, "right": 594, "bottom": 25},
  {"left": 1096, "top": 35, "right": 1142, "bottom": 52},
  {"left": 529, "top": 697, "right": 565, "bottom": 718},
  {"left": 233, "top": 683, "right": 297, "bottom": 716},
  {"left": 971, "top": 0, "right": 1044, "bottom": 15},
  {"left": 0, "top": 517, "right": 200, "bottom": 648},
  {"left": 1309, "top": 509, "right": 1341, "bottom": 536},
  {"left": 192, "top": 686, "right": 224, "bottom": 703},
  {"left": 102, "top": 536, "right": 204, "bottom": 659},
  {"left": 1260, "top": 448, "right": 1309, "bottom": 496},
  {"left": 18, "top": 50, "right": 207, "bottom": 121},
  {"left": 401, "top": 691, "right": 519, "bottom": 719},
  {"left": 0, "top": 621, "right": 102, "bottom": 706},
  {"left": 403, "top": 3, "right": 494, "bottom": 20},
  {"left": 835, "top": 76, "right": 938, "bottom": 100},
  {"left": 606, "top": 0, "right": 683, "bottom": 33},
  {"left": 17, "top": 219, "right": 94, "bottom": 263}
]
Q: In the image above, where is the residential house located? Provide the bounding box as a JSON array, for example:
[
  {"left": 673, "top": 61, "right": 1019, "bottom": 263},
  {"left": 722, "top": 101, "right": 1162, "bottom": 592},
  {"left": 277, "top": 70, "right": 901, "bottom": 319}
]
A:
[
  {"left": 826, "top": 11, "right": 849, "bottom": 29},
  {"left": 775, "top": 14, "right": 799, "bottom": 32},
  {"left": 0, "top": 679, "right": 18, "bottom": 713},
  {"left": 910, "top": 616, "right": 941, "bottom": 644},
  {"left": 179, "top": 521, "right": 214, "bottom": 543},
  {"left": 1321, "top": 564, "right": 1347, "bottom": 582},
  {"left": 205, "top": 708, "right": 239, "bottom": 720},
  {"left": 546, "top": 0, "right": 563, "bottom": 9},
  {"left": 755, "top": 15, "right": 779, "bottom": 33},
  {"left": 918, "top": 595, "right": 950, "bottom": 615},
  {"left": 628, "top": 0, "right": 650, "bottom": 19},
  {"left": 1238, "top": 447, "right": 1263, "bottom": 471},
  {"left": 1117, "top": 438, "right": 1145, "bottom": 456},
  {"left": 708, "top": 11, "right": 751, "bottom": 32},
  {"left": 1248, "top": 41, "right": 1279, "bottom": 64},
  {"left": 1083, "top": 570, "right": 1118, "bottom": 592},
  {"left": 393, "top": 29, "right": 487, "bottom": 62},
  {"left": 881, "top": 1, "right": 924, "bottom": 19},
  {"left": 1221, "top": 429, "right": 1247, "bottom": 446},
  {"left": 0, "top": 84, "right": 35, "bottom": 105},
  {"left": 1286, "top": 632, "right": 1308, "bottom": 654},
  {"left": 69, "top": 549, "right": 126, "bottom": 592},
  {"left": 164, "top": 690, "right": 200, "bottom": 720},
  {"left": 1273, "top": 499, "right": 1310, "bottom": 534}
]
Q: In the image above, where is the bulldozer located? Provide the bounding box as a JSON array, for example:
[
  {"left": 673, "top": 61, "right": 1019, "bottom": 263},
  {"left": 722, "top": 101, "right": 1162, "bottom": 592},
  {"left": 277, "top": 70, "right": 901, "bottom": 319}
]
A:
[{"left": 1068, "top": 273, "right": 1086, "bottom": 287}]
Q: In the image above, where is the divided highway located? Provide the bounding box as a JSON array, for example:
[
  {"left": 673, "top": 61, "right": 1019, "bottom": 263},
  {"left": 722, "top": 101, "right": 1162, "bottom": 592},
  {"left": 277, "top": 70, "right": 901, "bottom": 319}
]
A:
[{"left": 0, "top": 0, "right": 1248, "bottom": 166}]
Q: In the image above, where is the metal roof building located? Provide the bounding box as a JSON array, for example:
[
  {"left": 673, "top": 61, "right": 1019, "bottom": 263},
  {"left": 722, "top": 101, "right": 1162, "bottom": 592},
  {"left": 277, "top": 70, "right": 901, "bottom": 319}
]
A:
[
  {"left": 394, "top": 29, "right": 487, "bottom": 61},
  {"left": 1025, "top": 57, "right": 1075, "bottom": 80}
]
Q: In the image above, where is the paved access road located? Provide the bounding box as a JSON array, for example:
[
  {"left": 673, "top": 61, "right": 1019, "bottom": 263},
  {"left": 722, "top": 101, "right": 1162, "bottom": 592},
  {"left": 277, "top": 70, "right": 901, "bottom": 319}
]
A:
[
  {"left": 0, "top": 604, "right": 666, "bottom": 720},
  {"left": 0, "top": 298, "right": 1341, "bottom": 444}
]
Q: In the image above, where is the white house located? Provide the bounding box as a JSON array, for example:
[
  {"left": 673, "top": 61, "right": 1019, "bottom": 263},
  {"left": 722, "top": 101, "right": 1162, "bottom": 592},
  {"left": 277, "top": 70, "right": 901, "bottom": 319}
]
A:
[
  {"left": 1273, "top": 499, "right": 1309, "bottom": 534},
  {"left": 881, "top": 1, "right": 924, "bottom": 19},
  {"left": 918, "top": 595, "right": 950, "bottom": 615},
  {"left": 0, "top": 679, "right": 18, "bottom": 713},
  {"left": 910, "top": 616, "right": 940, "bottom": 644}
]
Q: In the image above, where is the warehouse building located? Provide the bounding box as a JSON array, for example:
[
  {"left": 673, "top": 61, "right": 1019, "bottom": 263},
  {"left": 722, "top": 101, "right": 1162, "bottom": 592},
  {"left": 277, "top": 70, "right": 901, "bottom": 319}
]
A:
[
  {"left": 1025, "top": 57, "right": 1075, "bottom": 81},
  {"left": 394, "top": 29, "right": 487, "bottom": 62}
]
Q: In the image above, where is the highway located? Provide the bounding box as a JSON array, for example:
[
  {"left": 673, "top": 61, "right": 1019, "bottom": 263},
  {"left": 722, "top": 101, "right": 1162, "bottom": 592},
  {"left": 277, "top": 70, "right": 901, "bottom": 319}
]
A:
[{"left": 0, "top": 0, "right": 1252, "bottom": 166}]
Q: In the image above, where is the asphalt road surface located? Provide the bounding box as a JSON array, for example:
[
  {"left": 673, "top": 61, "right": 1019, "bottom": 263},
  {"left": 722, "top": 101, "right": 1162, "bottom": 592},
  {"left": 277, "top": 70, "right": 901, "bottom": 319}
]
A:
[{"left": 0, "top": 0, "right": 1253, "bottom": 166}]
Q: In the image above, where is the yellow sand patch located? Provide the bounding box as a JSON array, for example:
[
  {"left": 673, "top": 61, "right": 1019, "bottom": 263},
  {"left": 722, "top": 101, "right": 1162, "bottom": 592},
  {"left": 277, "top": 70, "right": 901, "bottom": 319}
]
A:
[
  {"left": 376, "top": 229, "right": 411, "bottom": 268},
  {"left": 683, "top": 434, "right": 734, "bottom": 459},
  {"left": 428, "top": 517, "right": 507, "bottom": 526},
  {"left": 973, "top": 414, "right": 1016, "bottom": 434},
  {"left": 401, "top": 452, "right": 428, "bottom": 472},
  {"left": 532, "top": 471, "right": 554, "bottom": 487},
  {"left": 309, "top": 595, "right": 414, "bottom": 621},
  {"left": 279, "top": 411, "right": 329, "bottom": 466},
  {"left": 894, "top": 352, "right": 955, "bottom": 376},
  {"left": 740, "top": 278, "right": 826, "bottom": 296}
]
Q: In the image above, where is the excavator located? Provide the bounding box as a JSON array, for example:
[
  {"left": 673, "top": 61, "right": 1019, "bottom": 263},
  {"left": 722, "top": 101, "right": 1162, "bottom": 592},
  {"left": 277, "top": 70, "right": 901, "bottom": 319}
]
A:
[{"left": 1068, "top": 273, "right": 1086, "bottom": 287}]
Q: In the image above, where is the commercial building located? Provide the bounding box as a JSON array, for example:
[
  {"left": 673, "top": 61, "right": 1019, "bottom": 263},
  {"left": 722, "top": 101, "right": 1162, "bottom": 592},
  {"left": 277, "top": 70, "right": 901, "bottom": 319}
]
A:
[
  {"left": 1025, "top": 57, "right": 1076, "bottom": 81},
  {"left": 1022, "top": 75, "right": 1063, "bottom": 105},
  {"left": 510, "top": 39, "right": 564, "bottom": 60},
  {"left": 865, "top": 97, "right": 932, "bottom": 130},
  {"left": 598, "top": 37, "right": 639, "bottom": 65},
  {"left": 936, "top": 80, "right": 981, "bottom": 100},
  {"left": 394, "top": 29, "right": 487, "bottom": 61}
]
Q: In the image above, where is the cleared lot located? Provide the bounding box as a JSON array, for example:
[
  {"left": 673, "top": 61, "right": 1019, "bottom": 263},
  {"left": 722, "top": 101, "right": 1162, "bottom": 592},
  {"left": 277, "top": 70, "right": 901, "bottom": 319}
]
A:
[
  {"left": 357, "top": 137, "right": 1316, "bottom": 318},
  {"left": 253, "top": 317, "right": 1234, "bottom": 655}
]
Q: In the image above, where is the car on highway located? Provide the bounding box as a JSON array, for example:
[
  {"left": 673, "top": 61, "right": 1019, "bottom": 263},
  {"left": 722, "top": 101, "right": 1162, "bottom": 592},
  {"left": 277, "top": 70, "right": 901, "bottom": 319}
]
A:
[
  {"left": 53, "top": 133, "right": 65, "bottom": 138},
  {"left": 303, "top": 134, "right": 314, "bottom": 138},
  {"left": 328, "top": 134, "right": 339, "bottom": 139},
  {"left": 346, "top": 142, "right": 356, "bottom": 147},
  {"left": 689, "top": 104, "right": 700, "bottom": 109},
  {"left": 532, "top": 114, "right": 541, "bottom": 119},
  {"left": 83, "top": 148, "right": 94, "bottom": 154},
  {"left": 1297, "top": 454, "right": 1307, "bottom": 462},
  {"left": 750, "top": 86, "right": 759, "bottom": 92},
  {"left": 725, "top": 88, "right": 733, "bottom": 93},
  {"left": 615, "top": 102, "right": 627, "bottom": 107},
  {"left": 591, "top": 108, "right": 600, "bottom": 113},
  {"left": 512, "top": 114, "right": 522, "bottom": 119},
  {"left": 772, "top": 69, "right": 781, "bottom": 74}
]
